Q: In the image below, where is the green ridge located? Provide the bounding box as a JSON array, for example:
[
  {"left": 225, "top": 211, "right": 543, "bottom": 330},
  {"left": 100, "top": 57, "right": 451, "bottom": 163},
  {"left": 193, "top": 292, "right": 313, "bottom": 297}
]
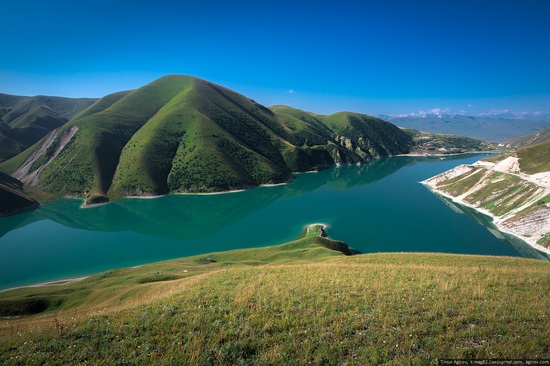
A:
[{"left": 0, "top": 76, "right": 416, "bottom": 204}]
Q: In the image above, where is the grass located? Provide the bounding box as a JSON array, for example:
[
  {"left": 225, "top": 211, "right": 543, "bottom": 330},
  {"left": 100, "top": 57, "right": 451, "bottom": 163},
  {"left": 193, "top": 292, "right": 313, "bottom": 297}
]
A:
[
  {"left": 516, "top": 139, "right": 550, "bottom": 174},
  {"left": 437, "top": 168, "right": 486, "bottom": 196},
  {"left": 0, "top": 224, "right": 549, "bottom": 365},
  {"left": 505, "top": 127, "right": 550, "bottom": 149},
  {"left": 538, "top": 233, "right": 550, "bottom": 247}
]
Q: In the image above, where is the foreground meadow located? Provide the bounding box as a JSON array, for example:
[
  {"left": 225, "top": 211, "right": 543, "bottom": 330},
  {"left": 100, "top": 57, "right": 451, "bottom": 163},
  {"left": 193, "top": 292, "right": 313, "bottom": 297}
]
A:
[{"left": 1, "top": 225, "right": 549, "bottom": 365}]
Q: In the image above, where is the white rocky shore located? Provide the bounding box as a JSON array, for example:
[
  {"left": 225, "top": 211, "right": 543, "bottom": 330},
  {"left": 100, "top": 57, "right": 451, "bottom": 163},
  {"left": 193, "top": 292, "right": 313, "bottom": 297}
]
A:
[{"left": 422, "top": 156, "right": 550, "bottom": 256}]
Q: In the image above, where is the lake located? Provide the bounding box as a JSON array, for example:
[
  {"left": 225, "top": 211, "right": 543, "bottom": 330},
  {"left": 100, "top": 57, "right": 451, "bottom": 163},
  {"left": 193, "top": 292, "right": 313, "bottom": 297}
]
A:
[{"left": 0, "top": 154, "right": 547, "bottom": 290}]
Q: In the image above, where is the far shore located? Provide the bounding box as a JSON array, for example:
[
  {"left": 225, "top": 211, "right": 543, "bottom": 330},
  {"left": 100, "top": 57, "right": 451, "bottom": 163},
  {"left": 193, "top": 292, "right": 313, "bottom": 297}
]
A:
[
  {"left": 398, "top": 150, "right": 504, "bottom": 157},
  {"left": 0, "top": 276, "right": 89, "bottom": 293},
  {"left": 45, "top": 152, "right": 501, "bottom": 209}
]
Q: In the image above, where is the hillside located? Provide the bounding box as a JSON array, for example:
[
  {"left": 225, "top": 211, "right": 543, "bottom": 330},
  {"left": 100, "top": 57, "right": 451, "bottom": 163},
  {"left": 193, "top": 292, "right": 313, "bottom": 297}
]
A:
[
  {"left": 423, "top": 140, "right": 550, "bottom": 250},
  {"left": 504, "top": 127, "right": 550, "bottom": 149},
  {"left": 320, "top": 111, "right": 413, "bottom": 158},
  {"left": 1, "top": 224, "right": 548, "bottom": 365},
  {"left": 0, "top": 94, "right": 97, "bottom": 163},
  {"left": 0, "top": 76, "right": 412, "bottom": 205},
  {"left": 0, "top": 172, "right": 39, "bottom": 217},
  {"left": 386, "top": 114, "right": 550, "bottom": 142}
]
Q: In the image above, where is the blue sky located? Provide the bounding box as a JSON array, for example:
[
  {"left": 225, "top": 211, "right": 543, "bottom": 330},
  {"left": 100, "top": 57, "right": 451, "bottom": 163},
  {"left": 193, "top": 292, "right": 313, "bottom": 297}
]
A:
[{"left": 1, "top": 0, "right": 549, "bottom": 115}]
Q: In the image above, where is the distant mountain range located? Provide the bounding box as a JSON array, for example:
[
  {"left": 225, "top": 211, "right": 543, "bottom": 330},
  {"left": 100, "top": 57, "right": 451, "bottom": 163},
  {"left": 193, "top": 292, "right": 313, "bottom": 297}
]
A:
[
  {"left": 381, "top": 114, "right": 550, "bottom": 142},
  {"left": 0, "top": 75, "right": 413, "bottom": 204}
]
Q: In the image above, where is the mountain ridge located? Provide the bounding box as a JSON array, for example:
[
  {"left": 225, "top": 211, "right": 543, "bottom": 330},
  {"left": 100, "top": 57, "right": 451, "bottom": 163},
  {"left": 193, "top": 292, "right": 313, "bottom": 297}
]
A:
[
  {"left": 0, "top": 75, "right": 413, "bottom": 204},
  {"left": 0, "top": 94, "right": 97, "bottom": 163}
]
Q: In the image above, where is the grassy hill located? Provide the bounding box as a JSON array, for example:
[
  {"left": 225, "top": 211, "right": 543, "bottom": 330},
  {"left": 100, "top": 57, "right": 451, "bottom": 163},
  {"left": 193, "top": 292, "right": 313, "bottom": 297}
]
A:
[
  {"left": 0, "top": 94, "right": 97, "bottom": 163},
  {"left": 0, "top": 224, "right": 548, "bottom": 365},
  {"left": 0, "top": 172, "right": 39, "bottom": 217},
  {"left": 0, "top": 76, "right": 413, "bottom": 204}
]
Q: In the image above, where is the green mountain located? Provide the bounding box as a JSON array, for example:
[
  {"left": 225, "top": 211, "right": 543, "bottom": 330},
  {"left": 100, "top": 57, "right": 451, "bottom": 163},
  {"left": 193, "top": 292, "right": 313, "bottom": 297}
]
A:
[
  {"left": 504, "top": 127, "right": 550, "bottom": 149},
  {"left": 423, "top": 140, "right": 550, "bottom": 249},
  {"left": 0, "top": 172, "right": 39, "bottom": 217},
  {"left": 0, "top": 94, "right": 97, "bottom": 163},
  {"left": 1, "top": 75, "right": 412, "bottom": 204}
]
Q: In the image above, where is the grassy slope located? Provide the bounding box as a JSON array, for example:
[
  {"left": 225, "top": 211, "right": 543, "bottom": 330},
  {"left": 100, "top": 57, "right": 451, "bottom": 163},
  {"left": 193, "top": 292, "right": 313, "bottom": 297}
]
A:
[
  {"left": 482, "top": 139, "right": 550, "bottom": 174},
  {"left": 516, "top": 139, "right": 550, "bottom": 174},
  {"left": 504, "top": 127, "right": 550, "bottom": 149},
  {"left": 436, "top": 168, "right": 542, "bottom": 217},
  {"left": 0, "top": 226, "right": 548, "bottom": 365},
  {"left": 0, "top": 94, "right": 96, "bottom": 162},
  {"left": 270, "top": 105, "right": 362, "bottom": 170}
]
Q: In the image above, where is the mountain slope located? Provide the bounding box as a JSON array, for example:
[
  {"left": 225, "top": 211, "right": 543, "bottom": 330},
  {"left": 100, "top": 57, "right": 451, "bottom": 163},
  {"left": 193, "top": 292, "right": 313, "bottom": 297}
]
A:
[
  {"left": 504, "top": 127, "right": 550, "bottom": 149},
  {"left": 0, "top": 172, "right": 39, "bottom": 217},
  {"left": 423, "top": 140, "right": 550, "bottom": 250},
  {"left": 269, "top": 105, "right": 363, "bottom": 170},
  {"left": 0, "top": 76, "right": 412, "bottom": 204},
  {"left": 386, "top": 114, "right": 550, "bottom": 142},
  {"left": 321, "top": 112, "right": 413, "bottom": 158},
  {"left": 0, "top": 94, "right": 97, "bottom": 162}
]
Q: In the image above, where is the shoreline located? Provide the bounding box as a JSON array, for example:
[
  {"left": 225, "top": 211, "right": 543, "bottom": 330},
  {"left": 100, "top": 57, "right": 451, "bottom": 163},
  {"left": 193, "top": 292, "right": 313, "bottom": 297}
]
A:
[
  {"left": 421, "top": 181, "right": 550, "bottom": 256},
  {"left": 46, "top": 153, "right": 498, "bottom": 208},
  {"left": 397, "top": 150, "right": 503, "bottom": 158},
  {"left": 0, "top": 276, "right": 89, "bottom": 293}
]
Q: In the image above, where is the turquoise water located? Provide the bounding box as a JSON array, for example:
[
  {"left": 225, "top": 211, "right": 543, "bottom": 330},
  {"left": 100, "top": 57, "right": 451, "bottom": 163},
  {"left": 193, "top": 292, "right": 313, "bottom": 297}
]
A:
[{"left": 0, "top": 154, "right": 546, "bottom": 290}]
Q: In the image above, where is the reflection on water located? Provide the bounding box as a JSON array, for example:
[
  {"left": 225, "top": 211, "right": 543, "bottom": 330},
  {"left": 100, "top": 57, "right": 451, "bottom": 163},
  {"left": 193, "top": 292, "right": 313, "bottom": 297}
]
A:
[
  {"left": 16, "top": 157, "right": 416, "bottom": 240},
  {"left": 434, "top": 193, "right": 549, "bottom": 261}
]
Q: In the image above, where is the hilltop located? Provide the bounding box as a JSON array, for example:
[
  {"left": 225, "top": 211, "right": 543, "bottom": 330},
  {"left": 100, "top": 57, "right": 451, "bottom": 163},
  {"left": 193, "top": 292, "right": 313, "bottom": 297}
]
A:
[
  {"left": 0, "top": 224, "right": 548, "bottom": 365},
  {"left": 423, "top": 140, "right": 550, "bottom": 251},
  {"left": 0, "top": 76, "right": 412, "bottom": 205}
]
